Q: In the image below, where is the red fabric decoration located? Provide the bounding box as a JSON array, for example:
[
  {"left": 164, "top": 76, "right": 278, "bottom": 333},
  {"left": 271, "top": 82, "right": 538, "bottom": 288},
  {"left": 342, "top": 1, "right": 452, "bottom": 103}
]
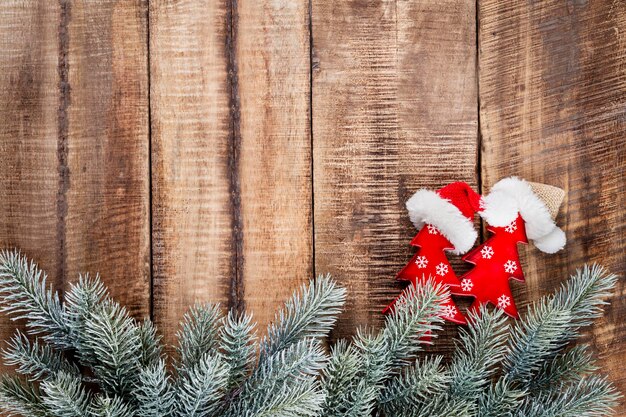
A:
[
  {"left": 405, "top": 181, "right": 482, "bottom": 255},
  {"left": 437, "top": 182, "right": 482, "bottom": 221},
  {"left": 452, "top": 215, "right": 528, "bottom": 318},
  {"left": 384, "top": 223, "right": 467, "bottom": 324},
  {"left": 385, "top": 181, "right": 484, "bottom": 324}
]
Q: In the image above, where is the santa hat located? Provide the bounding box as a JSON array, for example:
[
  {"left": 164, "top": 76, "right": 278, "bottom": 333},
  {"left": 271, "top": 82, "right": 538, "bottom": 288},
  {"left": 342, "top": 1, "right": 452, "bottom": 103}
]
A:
[
  {"left": 405, "top": 182, "right": 482, "bottom": 255},
  {"left": 481, "top": 177, "right": 566, "bottom": 253}
]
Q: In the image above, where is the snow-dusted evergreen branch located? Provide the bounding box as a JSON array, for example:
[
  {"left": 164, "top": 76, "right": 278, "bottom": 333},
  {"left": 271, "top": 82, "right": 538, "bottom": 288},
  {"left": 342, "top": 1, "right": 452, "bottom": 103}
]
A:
[
  {"left": 260, "top": 274, "right": 346, "bottom": 361},
  {"left": 220, "top": 310, "right": 257, "bottom": 389},
  {"left": 320, "top": 280, "right": 447, "bottom": 417},
  {"left": 3, "top": 331, "right": 79, "bottom": 381},
  {"left": 476, "top": 378, "right": 524, "bottom": 417},
  {"left": 134, "top": 359, "right": 175, "bottom": 417},
  {"left": 528, "top": 344, "right": 598, "bottom": 392},
  {"left": 0, "top": 250, "right": 619, "bottom": 417},
  {"left": 405, "top": 393, "right": 473, "bottom": 417},
  {"left": 504, "top": 264, "right": 617, "bottom": 385},
  {"left": 89, "top": 395, "right": 132, "bottom": 417},
  {"left": 174, "top": 352, "right": 229, "bottom": 417},
  {"left": 78, "top": 301, "right": 142, "bottom": 397},
  {"left": 0, "top": 252, "right": 71, "bottom": 349},
  {"left": 63, "top": 274, "right": 109, "bottom": 347},
  {"left": 0, "top": 376, "right": 47, "bottom": 417},
  {"left": 40, "top": 371, "right": 91, "bottom": 417},
  {"left": 515, "top": 375, "right": 619, "bottom": 417},
  {"left": 223, "top": 339, "right": 327, "bottom": 417},
  {"left": 382, "top": 281, "right": 447, "bottom": 365},
  {"left": 379, "top": 356, "right": 450, "bottom": 415},
  {"left": 176, "top": 303, "right": 222, "bottom": 373},
  {"left": 448, "top": 307, "right": 509, "bottom": 404}
]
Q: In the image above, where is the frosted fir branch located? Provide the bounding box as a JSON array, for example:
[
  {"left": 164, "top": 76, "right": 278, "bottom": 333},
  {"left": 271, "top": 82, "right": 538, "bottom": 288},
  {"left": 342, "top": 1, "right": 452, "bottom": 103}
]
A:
[
  {"left": 259, "top": 274, "right": 346, "bottom": 361},
  {"left": 175, "top": 352, "right": 229, "bottom": 417},
  {"left": 320, "top": 340, "right": 361, "bottom": 416},
  {"left": 176, "top": 303, "right": 222, "bottom": 374},
  {"left": 88, "top": 395, "right": 133, "bottom": 417},
  {"left": 379, "top": 356, "right": 450, "bottom": 415},
  {"left": 448, "top": 306, "right": 509, "bottom": 403},
  {"left": 2, "top": 331, "right": 79, "bottom": 381},
  {"left": 0, "top": 251, "right": 71, "bottom": 349},
  {"left": 219, "top": 310, "right": 257, "bottom": 390},
  {"left": 0, "top": 376, "right": 48, "bottom": 417},
  {"left": 0, "top": 252, "right": 619, "bottom": 417},
  {"left": 345, "top": 331, "right": 389, "bottom": 416},
  {"left": 404, "top": 393, "right": 473, "bottom": 417},
  {"left": 64, "top": 274, "right": 109, "bottom": 343},
  {"left": 134, "top": 360, "right": 175, "bottom": 417},
  {"left": 252, "top": 378, "right": 325, "bottom": 417},
  {"left": 322, "top": 280, "right": 447, "bottom": 417},
  {"left": 528, "top": 344, "right": 598, "bottom": 393},
  {"left": 224, "top": 338, "right": 327, "bottom": 417},
  {"left": 381, "top": 279, "right": 447, "bottom": 366},
  {"left": 137, "top": 319, "right": 163, "bottom": 369},
  {"left": 504, "top": 265, "right": 617, "bottom": 384},
  {"left": 516, "top": 376, "right": 620, "bottom": 417},
  {"left": 41, "top": 371, "right": 91, "bottom": 417},
  {"left": 353, "top": 330, "right": 387, "bottom": 383},
  {"left": 476, "top": 378, "right": 524, "bottom": 417},
  {"left": 552, "top": 264, "right": 617, "bottom": 327},
  {"left": 78, "top": 301, "right": 142, "bottom": 397},
  {"left": 340, "top": 380, "right": 378, "bottom": 417}
]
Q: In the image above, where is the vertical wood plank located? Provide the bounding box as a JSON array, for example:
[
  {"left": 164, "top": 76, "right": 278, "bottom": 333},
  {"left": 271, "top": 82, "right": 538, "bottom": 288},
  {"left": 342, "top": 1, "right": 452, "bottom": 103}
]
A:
[
  {"left": 0, "top": 0, "right": 150, "bottom": 331},
  {"left": 312, "top": 0, "right": 478, "bottom": 340},
  {"left": 65, "top": 1, "right": 150, "bottom": 318},
  {"left": 479, "top": 0, "right": 626, "bottom": 410},
  {"left": 0, "top": 3, "right": 60, "bottom": 293},
  {"left": 150, "top": 0, "right": 232, "bottom": 345},
  {"left": 151, "top": 0, "right": 313, "bottom": 340},
  {"left": 237, "top": 0, "right": 313, "bottom": 329}
]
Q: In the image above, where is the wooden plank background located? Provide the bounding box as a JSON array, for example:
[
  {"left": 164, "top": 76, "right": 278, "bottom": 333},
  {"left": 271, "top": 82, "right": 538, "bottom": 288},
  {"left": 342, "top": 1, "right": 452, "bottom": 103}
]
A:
[{"left": 0, "top": 0, "right": 624, "bottom": 413}]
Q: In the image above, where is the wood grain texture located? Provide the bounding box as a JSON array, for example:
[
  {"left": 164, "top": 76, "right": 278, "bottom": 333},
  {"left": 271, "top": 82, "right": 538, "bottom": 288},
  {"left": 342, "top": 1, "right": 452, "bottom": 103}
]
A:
[
  {"left": 151, "top": 0, "right": 312, "bottom": 339},
  {"left": 237, "top": 0, "right": 313, "bottom": 329},
  {"left": 479, "top": 0, "right": 626, "bottom": 412},
  {"left": 65, "top": 1, "right": 150, "bottom": 318},
  {"left": 312, "top": 0, "right": 478, "bottom": 340},
  {"left": 0, "top": 1, "right": 61, "bottom": 352},
  {"left": 0, "top": 0, "right": 150, "bottom": 323},
  {"left": 150, "top": 0, "right": 232, "bottom": 345}
]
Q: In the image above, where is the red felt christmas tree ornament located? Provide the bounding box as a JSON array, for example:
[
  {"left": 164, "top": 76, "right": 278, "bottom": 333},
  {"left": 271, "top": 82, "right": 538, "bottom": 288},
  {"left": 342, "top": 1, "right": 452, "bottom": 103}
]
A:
[
  {"left": 455, "top": 177, "right": 567, "bottom": 318},
  {"left": 384, "top": 182, "right": 482, "bottom": 324}
]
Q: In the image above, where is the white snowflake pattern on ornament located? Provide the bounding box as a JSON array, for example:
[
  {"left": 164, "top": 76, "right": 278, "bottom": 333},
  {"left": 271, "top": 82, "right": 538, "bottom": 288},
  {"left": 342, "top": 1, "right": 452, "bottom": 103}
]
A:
[
  {"left": 414, "top": 256, "right": 428, "bottom": 269},
  {"left": 442, "top": 305, "right": 457, "bottom": 318},
  {"left": 461, "top": 279, "right": 473, "bottom": 292},
  {"left": 504, "top": 221, "right": 517, "bottom": 234},
  {"left": 435, "top": 263, "right": 448, "bottom": 276},
  {"left": 497, "top": 294, "right": 511, "bottom": 308},
  {"left": 427, "top": 224, "right": 439, "bottom": 235},
  {"left": 480, "top": 245, "right": 494, "bottom": 259},
  {"left": 504, "top": 260, "right": 517, "bottom": 274}
]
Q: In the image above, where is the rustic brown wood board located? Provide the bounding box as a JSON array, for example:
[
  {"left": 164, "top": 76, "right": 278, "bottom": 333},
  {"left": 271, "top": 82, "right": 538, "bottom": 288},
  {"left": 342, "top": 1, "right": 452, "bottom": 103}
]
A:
[{"left": 0, "top": 0, "right": 624, "bottom": 414}]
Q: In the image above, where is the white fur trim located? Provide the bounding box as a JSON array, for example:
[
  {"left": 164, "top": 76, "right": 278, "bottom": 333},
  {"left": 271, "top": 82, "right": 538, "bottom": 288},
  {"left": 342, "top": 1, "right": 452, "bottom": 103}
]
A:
[
  {"left": 485, "top": 177, "right": 566, "bottom": 253},
  {"left": 406, "top": 189, "right": 477, "bottom": 255},
  {"left": 533, "top": 227, "right": 566, "bottom": 254},
  {"left": 481, "top": 190, "right": 519, "bottom": 227}
]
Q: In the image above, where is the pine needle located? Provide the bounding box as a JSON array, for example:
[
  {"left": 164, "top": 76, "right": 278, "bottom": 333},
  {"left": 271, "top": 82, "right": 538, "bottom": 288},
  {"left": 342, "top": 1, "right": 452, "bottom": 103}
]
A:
[
  {"left": 505, "top": 265, "right": 617, "bottom": 385},
  {"left": 220, "top": 310, "right": 256, "bottom": 389},
  {"left": 0, "top": 251, "right": 71, "bottom": 349},
  {"left": 134, "top": 359, "right": 175, "bottom": 417},
  {"left": 0, "top": 251, "right": 619, "bottom": 417},
  {"left": 260, "top": 274, "right": 346, "bottom": 361}
]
